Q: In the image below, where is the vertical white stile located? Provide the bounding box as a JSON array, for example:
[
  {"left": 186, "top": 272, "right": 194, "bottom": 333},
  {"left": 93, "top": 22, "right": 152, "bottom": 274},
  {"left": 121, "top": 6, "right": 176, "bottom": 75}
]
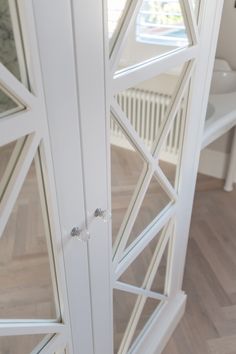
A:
[
  {"left": 70, "top": 0, "right": 113, "bottom": 352},
  {"left": 174, "top": 108, "right": 182, "bottom": 154},
  {"left": 34, "top": 150, "right": 61, "bottom": 320},
  {"left": 32, "top": 0, "right": 100, "bottom": 352}
]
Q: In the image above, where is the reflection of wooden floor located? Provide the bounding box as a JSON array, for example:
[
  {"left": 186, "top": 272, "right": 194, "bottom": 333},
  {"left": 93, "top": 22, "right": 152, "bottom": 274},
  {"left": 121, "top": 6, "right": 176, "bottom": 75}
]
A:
[
  {"left": 111, "top": 145, "right": 175, "bottom": 248},
  {"left": 162, "top": 175, "right": 236, "bottom": 354},
  {"left": 111, "top": 144, "right": 175, "bottom": 353},
  {"left": 0, "top": 144, "right": 57, "bottom": 353},
  {"left": 0, "top": 334, "right": 46, "bottom": 354},
  {"left": 111, "top": 145, "right": 236, "bottom": 353}
]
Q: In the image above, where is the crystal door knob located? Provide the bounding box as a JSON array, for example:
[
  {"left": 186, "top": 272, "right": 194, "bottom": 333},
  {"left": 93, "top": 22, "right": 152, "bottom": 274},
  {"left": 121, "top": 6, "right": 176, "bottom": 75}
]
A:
[
  {"left": 94, "top": 208, "right": 106, "bottom": 218},
  {"left": 71, "top": 227, "right": 82, "bottom": 237},
  {"left": 71, "top": 227, "right": 90, "bottom": 242},
  {"left": 94, "top": 208, "right": 111, "bottom": 222}
]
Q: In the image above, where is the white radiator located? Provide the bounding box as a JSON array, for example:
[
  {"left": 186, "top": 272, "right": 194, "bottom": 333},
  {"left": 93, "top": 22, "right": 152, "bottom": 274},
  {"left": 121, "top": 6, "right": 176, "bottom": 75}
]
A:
[{"left": 111, "top": 88, "right": 185, "bottom": 164}]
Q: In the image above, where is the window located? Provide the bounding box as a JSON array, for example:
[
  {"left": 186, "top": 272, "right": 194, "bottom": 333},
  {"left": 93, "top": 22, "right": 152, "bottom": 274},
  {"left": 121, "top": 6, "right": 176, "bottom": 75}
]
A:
[
  {"left": 107, "top": 0, "right": 128, "bottom": 39},
  {"left": 136, "top": 0, "right": 188, "bottom": 47}
]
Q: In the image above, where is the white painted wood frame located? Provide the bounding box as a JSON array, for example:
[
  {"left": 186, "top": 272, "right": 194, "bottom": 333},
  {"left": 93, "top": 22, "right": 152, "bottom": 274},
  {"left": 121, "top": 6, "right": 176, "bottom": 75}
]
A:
[
  {"left": 0, "top": 0, "right": 77, "bottom": 353},
  {"left": 0, "top": 1, "right": 225, "bottom": 354},
  {"left": 99, "top": 0, "right": 224, "bottom": 353},
  {"left": 32, "top": 0, "right": 97, "bottom": 353},
  {"left": 43, "top": 0, "right": 223, "bottom": 353}
]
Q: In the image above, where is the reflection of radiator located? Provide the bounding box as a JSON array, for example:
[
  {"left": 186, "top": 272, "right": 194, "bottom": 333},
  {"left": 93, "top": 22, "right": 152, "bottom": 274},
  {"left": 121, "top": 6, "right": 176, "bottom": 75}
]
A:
[{"left": 111, "top": 88, "right": 185, "bottom": 164}]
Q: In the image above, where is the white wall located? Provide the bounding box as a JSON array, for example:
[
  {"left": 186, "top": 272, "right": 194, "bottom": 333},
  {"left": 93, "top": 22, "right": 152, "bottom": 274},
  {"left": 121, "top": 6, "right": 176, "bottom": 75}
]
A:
[
  {"left": 210, "top": 0, "right": 236, "bottom": 156},
  {"left": 216, "top": 0, "right": 236, "bottom": 70},
  {"left": 199, "top": 0, "right": 236, "bottom": 179}
]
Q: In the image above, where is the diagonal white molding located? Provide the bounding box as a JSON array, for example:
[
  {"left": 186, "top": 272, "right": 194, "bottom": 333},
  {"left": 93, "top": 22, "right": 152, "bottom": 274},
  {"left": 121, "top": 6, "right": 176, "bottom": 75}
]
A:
[
  {"left": 110, "top": 0, "right": 143, "bottom": 74},
  {"left": 181, "top": 0, "right": 199, "bottom": 45},
  {"left": 0, "top": 63, "right": 36, "bottom": 108}
]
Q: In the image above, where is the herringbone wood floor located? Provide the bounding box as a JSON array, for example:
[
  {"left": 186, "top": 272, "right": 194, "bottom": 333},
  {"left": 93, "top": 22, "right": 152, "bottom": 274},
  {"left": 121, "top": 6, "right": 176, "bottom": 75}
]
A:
[
  {"left": 162, "top": 175, "right": 236, "bottom": 354},
  {"left": 0, "top": 144, "right": 57, "bottom": 353}
]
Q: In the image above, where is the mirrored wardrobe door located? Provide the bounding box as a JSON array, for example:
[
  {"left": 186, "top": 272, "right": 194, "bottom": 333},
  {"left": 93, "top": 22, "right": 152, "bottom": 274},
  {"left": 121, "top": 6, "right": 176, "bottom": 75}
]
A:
[
  {"left": 105, "top": 1, "right": 209, "bottom": 353},
  {"left": 0, "top": 1, "right": 81, "bottom": 353}
]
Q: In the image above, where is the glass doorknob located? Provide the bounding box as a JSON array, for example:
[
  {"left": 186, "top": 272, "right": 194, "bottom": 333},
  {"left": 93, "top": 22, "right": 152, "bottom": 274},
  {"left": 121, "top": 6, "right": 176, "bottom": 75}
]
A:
[
  {"left": 94, "top": 208, "right": 111, "bottom": 222},
  {"left": 70, "top": 227, "right": 90, "bottom": 241}
]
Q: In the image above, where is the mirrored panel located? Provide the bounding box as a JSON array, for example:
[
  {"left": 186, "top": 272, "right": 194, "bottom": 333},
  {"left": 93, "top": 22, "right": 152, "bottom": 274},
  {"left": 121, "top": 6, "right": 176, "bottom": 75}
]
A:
[
  {"left": 157, "top": 94, "right": 187, "bottom": 189},
  {"left": 0, "top": 140, "right": 16, "bottom": 185},
  {"left": 107, "top": 0, "right": 130, "bottom": 40},
  {"left": 113, "top": 289, "right": 138, "bottom": 353},
  {"left": 0, "top": 151, "right": 60, "bottom": 319},
  {"left": 111, "top": 115, "right": 147, "bottom": 247},
  {"left": 111, "top": 64, "right": 187, "bottom": 254},
  {"left": 113, "top": 289, "right": 161, "bottom": 353},
  {"left": 0, "top": 137, "right": 26, "bottom": 200},
  {"left": 0, "top": 334, "right": 49, "bottom": 354},
  {"left": 116, "top": 0, "right": 189, "bottom": 72},
  {"left": 126, "top": 174, "right": 171, "bottom": 249},
  {"left": 0, "top": 86, "right": 23, "bottom": 118},
  {"left": 115, "top": 64, "right": 185, "bottom": 152},
  {"left": 129, "top": 298, "right": 160, "bottom": 350},
  {"left": 151, "top": 237, "right": 170, "bottom": 294},
  {"left": 119, "top": 229, "right": 162, "bottom": 288},
  {"left": 0, "top": 0, "right": 27, "bottom": 84},
  {"left": 119, "top": 226, "right": 171, "bottom": 292}
]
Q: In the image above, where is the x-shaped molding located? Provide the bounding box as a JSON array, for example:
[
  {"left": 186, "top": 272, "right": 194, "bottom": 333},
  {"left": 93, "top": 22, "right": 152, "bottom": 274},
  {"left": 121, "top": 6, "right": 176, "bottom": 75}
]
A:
[
  {"left": 109, "top": 0, "right": 199, "bottom": 75},
  {"left": 111, "top": 60, "right": 194, "bottom": 267},
  {"left": 109, "top": 2, "right": 200, "bottom": 350}
]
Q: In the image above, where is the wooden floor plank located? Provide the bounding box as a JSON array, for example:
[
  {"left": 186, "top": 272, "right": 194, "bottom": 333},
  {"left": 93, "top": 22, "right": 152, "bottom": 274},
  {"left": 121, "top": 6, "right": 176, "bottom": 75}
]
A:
[{"left": 163, "top": 175, "right": 236, "bottom": 354}]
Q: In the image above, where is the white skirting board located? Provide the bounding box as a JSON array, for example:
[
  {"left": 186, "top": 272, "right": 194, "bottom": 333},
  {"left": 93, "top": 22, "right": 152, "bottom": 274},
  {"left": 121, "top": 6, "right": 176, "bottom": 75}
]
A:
[
  {"left": 198, "top": 147, "right": 234, "bottom": 181},
  {"left": 134, "top": 292, "right": 187, "bottom": 354}
]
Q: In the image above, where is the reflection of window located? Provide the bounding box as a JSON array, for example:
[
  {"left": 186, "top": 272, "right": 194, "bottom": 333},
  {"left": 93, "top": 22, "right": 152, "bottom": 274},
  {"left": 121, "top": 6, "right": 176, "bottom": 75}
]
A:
[
  {"left": 136, "top": 0, "right": 188, "bottom": 47},
  {"left": 107, "top": 0, "right": 127, "bottom": 38}
]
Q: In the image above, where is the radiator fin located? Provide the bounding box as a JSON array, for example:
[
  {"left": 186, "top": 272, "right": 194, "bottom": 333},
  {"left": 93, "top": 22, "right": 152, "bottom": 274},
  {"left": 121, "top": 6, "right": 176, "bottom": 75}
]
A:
[{"left": 111, "top": 88, "right": 185, "bottom": 164}]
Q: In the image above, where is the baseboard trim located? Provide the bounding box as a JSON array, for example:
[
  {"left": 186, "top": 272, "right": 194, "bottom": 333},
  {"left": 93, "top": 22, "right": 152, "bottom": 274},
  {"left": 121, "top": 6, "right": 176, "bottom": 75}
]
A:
[
  {"left": 133, "top": 292, "right": 186, "bottom": 354},
  {"left": 198, "top": 148, "right": 230, "bottom": 180}
]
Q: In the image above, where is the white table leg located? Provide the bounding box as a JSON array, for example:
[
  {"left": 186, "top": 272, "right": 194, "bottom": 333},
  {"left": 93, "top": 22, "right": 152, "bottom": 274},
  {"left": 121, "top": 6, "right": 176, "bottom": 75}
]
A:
[{"left": 224, "top": 126, "right": 236, "bottom": 191}]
